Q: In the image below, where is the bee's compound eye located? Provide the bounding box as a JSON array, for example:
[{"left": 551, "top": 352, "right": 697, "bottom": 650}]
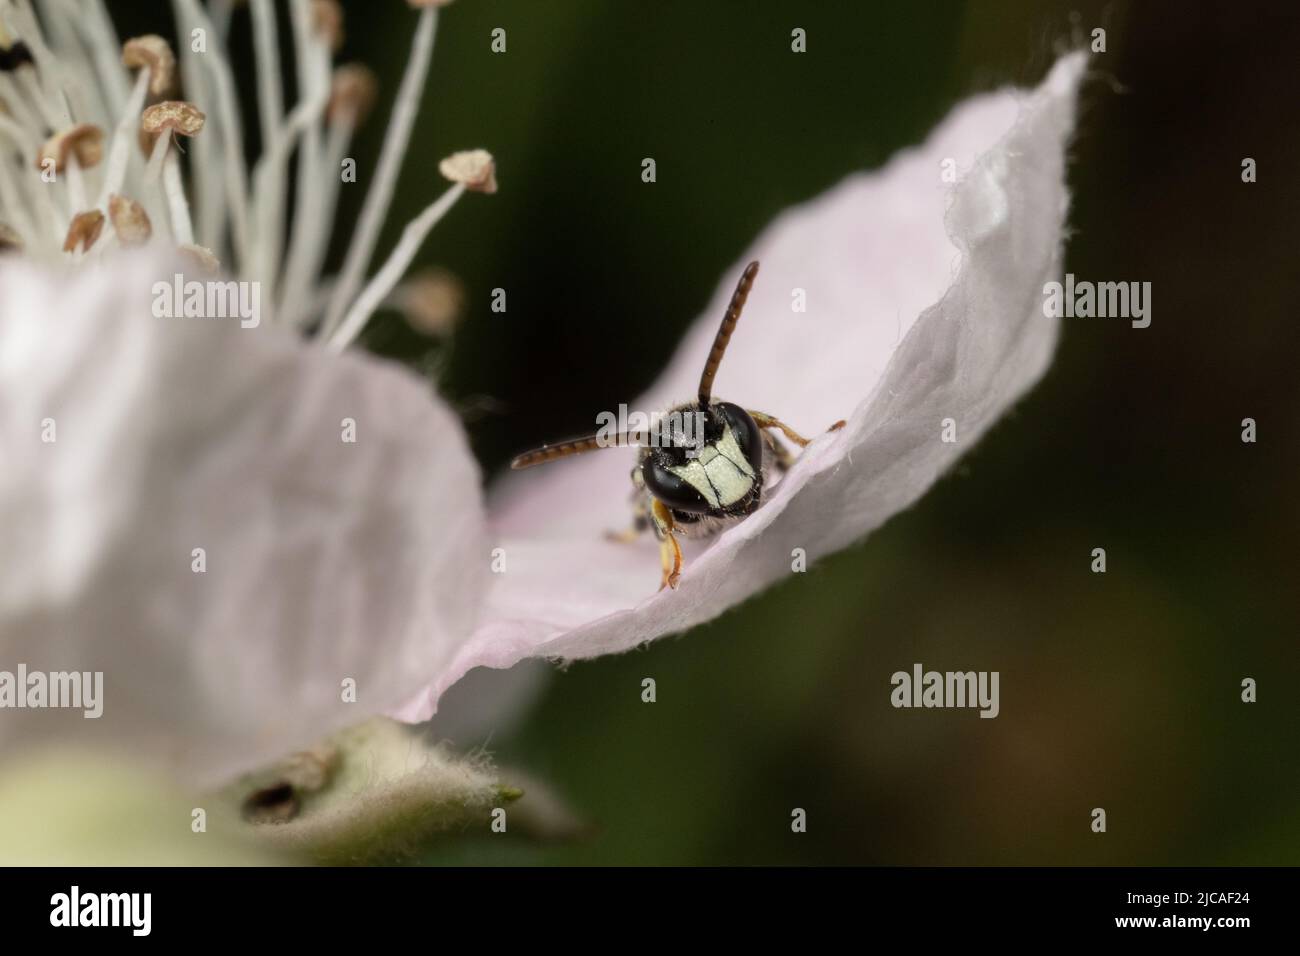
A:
[
  {"left": 641, "top": 457, "right": 712, "bottom": 514},
  {"left": 715, "top": 402, "right": 763, "bottom": 475}
]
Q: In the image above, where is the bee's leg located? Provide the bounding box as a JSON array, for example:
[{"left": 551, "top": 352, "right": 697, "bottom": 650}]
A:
[
  {"left": 606, "top": 467, "right": 652, "bottom": 543},
  {"left": 650, "top": 498, "right": 683, "bottom": 591},
  {"left": 748, "top": 410, "right": 846, "bottom": 448},
  {"left": 762, "top": 428, "right": 797, "bottom": 473}
]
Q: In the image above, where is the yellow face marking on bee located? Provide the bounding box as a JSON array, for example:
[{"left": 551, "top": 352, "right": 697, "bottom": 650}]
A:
[{"left": 665, "top": 423, "right": 755, "bottom": 509}]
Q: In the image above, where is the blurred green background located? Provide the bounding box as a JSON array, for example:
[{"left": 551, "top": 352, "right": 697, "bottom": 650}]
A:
[{"left": 113, "top": 0, "right": 1299, "bottom": 864}]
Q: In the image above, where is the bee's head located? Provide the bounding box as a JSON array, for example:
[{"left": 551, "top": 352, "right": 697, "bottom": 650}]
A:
[
  {"left": 509, "top": 260, "right": 764, "bottom": 485},
  {"left": 640, "top": 402, "right": 762, "bottom": 514}
]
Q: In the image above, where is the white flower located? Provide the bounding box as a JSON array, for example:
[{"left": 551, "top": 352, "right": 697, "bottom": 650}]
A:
[
  {"left": 0, "top": 0, "right": 494, "bottom": 784},
  {"left": 396, "top": 52, "right": 1090, "bottom": 719},
  {"left": 0, "top": 0, "right": 1089, "bottom": 797}
]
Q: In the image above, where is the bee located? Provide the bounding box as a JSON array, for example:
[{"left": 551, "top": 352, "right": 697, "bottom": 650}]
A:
[{"left": 511, "top": 260, "right": 844, "bottom": 590}]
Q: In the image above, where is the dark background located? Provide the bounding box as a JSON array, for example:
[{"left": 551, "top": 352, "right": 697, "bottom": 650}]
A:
[{"left": 111, "top": 0, "right": 1299, "bottom": 864}]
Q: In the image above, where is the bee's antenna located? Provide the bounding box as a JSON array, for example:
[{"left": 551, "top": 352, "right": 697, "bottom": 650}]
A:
[
  {"left": 510, "top": 431, "right": 649, "bottom": 469},
  {"left": 697, "top": 260, "right": 759, "bottom": 408}
]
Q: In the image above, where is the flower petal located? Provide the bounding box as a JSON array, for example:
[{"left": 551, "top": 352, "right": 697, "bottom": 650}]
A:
[
  {"left": 401, "top": 53, "right": 1088, "bottom": 718},
  {"left": 0, "top": 252, "right": 489, "bottom": 784}
]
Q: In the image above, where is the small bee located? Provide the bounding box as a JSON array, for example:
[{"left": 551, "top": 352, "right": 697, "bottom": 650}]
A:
[{"left": 511, "top": 261, "right": 844, "bottom": 590}]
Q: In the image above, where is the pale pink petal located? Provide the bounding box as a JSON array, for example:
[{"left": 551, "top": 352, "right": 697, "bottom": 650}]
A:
[
  {"left": 399, "top": 54, "right": 1088, "bottom": 719},
  {"left": 0, "top": 251, "right": 489, "bottom": 784}
]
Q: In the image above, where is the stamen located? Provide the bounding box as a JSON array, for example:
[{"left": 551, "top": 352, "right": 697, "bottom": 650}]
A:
[
  {"left": 275, "top": 0, "right": 335, "bottom": 326},
  {"left": 140, "top": 100, "right": 205, "bottom": 139},
  {"left": 37, "top": 0, "right": 113, "bottom": 125},
  {"left": 391, "top": 267, "right": 464, "bottom": 337},
  {"left": 171, "top": 0, "right": 250, "bottom": 268},
  {"left": 65, "top": 154, "right": 86, "bottom": 210},
  {"left": 249, "top": 90, "right": 329, "bottom": 303},
  {"left": 2, "top": 1, "right": 73, "bottom": 125},
  {"left": 209, "top": 0, "right": 235, "bottom": 45},
  {"left": 35, "top": 124, "right": 103, "bottom": 173},
  {"left": 438, "top": 149, "right": 498, "bottom": 194},
  {"left": 311, "top": 0, "right": 344, "bottom": 53},
  {"left": 319, "top": 4, "right": 440, "bottom": 338},
  {"left": 178, "top": 242, "right": 220, "bottom": 274},
  {"left": 279, "top": 63, "right": 372, "bottom": 327},
  {"left": 141, "top": 101, "right": 205, "bottom": 242},
  {"left": 169, "top": 1, "right": 222, "bottom": 249},
  {"left": 122, "top": 35, "right": 176, "bottom": 97},
  {"left": 95, "top": 69, "right": 150, "bottom": 208},
  {"left": 249, "top": 0, "right": 284, "bottom": 162},
  {"left": 141, "top": 132, "right": 173, "bottom": 239},
  {"left": 163, "top": 153, "right": 194, "bottom": 245},
  {"left": 5, "top": 0, "right": 486, "bottom": 350},
  {"left": 78, "top": 0, "right": 131, "bottom": 114},
  {"left": 327, "top": 182, "right": 465, "bottom": 353},
  {"left": 108, "top": 193, "right": 151, "bottom": 245},
  {"left": 62, "top": 209, "right": 104, "bottom": 253},
  {"left": 325, "top": 65, "right": 377, "bottom": 126}
]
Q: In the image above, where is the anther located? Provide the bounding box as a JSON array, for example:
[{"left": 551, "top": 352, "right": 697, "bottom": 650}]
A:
[
  {"left": 122, "top": 35, "right": 177, "bottom": 98},
  {"left": 36, "top": 124, "right": 105, "bottom": 172}
]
